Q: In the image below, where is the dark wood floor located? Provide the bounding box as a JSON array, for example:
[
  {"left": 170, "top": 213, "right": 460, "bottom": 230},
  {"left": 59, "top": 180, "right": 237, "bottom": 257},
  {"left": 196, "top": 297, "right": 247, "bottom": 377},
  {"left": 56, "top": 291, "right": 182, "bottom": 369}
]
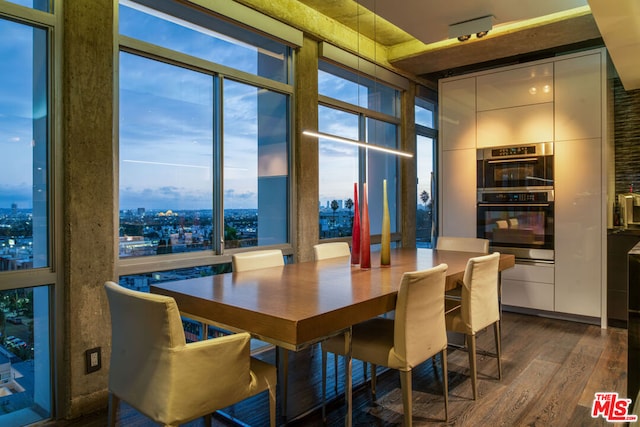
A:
[{"left": 48, "top": 311, "right": 627, "bottom": 426}]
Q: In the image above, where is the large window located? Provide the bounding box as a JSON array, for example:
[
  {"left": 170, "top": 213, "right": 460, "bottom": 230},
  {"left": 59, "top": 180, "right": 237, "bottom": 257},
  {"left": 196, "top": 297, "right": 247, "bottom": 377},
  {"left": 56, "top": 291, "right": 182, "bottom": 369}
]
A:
[
  {"left": 415, "top": 95, "right": 437, "bottom": 248},
  {"left": 317, "top": 61, "right": 401, "bottom": 240},
  {"left": 0, "top": 7, "right": 54, "bottom": 426},
  {"left": 118, "top": 0, "right": 292, "bottom": 260}
]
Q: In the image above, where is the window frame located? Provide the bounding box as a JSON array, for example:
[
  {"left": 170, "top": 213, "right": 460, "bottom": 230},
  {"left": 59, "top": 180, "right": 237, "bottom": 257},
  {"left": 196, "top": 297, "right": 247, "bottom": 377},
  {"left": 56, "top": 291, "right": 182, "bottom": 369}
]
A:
[
  {"left": 317, "top": 59, "right": 404, "bottom": 242},
  {"left": 115, "top": 0, "right": 296, "bottom": 277}
]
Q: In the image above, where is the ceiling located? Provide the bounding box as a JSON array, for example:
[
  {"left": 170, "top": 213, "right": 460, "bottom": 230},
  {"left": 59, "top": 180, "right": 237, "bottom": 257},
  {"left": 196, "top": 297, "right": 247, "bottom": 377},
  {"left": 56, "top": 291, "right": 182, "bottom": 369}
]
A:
[{"left": 296, "top": 0, "right": 640, "bottom": 90}]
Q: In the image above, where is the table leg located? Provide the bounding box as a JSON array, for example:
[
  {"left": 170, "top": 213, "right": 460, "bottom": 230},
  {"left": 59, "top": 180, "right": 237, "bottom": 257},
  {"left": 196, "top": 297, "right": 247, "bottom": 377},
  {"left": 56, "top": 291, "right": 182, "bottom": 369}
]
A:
[{"left": 344, "top": 327, "right": 352, "bottom": 427}]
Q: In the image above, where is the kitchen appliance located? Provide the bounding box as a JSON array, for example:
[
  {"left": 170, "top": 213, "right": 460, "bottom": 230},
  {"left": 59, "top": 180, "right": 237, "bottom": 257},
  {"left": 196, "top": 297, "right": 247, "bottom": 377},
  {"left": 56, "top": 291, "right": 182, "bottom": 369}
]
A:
[
  {"left": 477, "top": 189, "right": 554, "bottom": 261},
  {"left": 477, "top": 142, "right": 553, "bottom": 190},
  {"left": 477, "top": 142, "right": 555, "bottom": 261},
  {"left": 618, "top": 193, "right": 640, "bottom": 228}
]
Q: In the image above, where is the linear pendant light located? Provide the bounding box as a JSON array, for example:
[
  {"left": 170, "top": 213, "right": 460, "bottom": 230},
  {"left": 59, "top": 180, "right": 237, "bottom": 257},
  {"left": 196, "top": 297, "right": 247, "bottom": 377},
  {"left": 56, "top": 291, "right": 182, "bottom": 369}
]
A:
[{"left": 303, "top": 130, "right": 413, "bottom": 158}]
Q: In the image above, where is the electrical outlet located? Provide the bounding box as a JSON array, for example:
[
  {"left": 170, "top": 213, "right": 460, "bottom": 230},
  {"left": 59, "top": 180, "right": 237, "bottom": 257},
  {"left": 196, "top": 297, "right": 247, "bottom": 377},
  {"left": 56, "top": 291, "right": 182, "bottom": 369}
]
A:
[{"left": 85, "top": 347, "right": 101, "bottom": 374}]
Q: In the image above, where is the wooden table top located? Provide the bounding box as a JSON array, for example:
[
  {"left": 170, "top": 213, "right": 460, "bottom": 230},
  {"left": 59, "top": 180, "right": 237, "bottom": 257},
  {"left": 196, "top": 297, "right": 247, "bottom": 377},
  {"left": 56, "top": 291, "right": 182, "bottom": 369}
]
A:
[{"left": 151, "top": 248, "right": 515, "bottom": 350}]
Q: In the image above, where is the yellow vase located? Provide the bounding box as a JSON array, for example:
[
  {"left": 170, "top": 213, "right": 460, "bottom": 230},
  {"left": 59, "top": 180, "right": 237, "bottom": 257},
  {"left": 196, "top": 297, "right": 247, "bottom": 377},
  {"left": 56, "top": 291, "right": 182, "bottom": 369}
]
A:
[{"left": 381, "top": 179, "right": 391, "bottom": 266}]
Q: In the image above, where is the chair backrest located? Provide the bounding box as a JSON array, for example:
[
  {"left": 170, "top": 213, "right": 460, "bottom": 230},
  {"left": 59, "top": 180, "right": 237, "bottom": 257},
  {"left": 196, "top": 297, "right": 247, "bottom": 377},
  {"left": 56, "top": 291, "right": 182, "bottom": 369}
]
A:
[
  {"left": 392, "top": 263, "right": 448, "bottom": 368},
  {"left": 436, "top": 236, "right": 489, "bottom": 253},
  {"left": 104, "top": 281, "right": 186, "bottom": 397},
  {"left": 460, "top": 252, "right": 501, "bottom": 333},
  {"left": 313, "top": 242, "right": 351, "bottom": 261},
  {"left": 232, "top": 249, "right": 284, "bottom": 272}
]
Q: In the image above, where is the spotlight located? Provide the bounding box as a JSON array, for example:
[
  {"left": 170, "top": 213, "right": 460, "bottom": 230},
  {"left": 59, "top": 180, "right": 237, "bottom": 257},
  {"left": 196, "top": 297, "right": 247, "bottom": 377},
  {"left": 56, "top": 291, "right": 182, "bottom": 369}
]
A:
[{"left": 449, "top": 15, "right": 493, "bottom": 42}]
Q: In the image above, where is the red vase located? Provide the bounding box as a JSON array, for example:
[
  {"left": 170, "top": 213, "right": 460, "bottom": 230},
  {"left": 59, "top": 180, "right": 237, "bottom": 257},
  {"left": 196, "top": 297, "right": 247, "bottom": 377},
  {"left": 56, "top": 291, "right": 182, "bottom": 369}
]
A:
[
  {"left": 351, "top": 183, "right": 361, "bottom": 265},
  {"left": 360, "top": 182, "right": 371, "bottom": 270}
]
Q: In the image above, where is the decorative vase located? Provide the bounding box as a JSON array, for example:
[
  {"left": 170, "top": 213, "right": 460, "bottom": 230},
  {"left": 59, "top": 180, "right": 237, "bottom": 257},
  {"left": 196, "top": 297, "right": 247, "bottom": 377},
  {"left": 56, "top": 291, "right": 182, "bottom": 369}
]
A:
[
  {"left": 351, "top": 182, "right": 361, "bottom": 265},
  {"left": 360, "top": 182, "right": 371, "bottom": 269},
  {"left": 381, "top": 179, "right": 391, "bottom": 266}
]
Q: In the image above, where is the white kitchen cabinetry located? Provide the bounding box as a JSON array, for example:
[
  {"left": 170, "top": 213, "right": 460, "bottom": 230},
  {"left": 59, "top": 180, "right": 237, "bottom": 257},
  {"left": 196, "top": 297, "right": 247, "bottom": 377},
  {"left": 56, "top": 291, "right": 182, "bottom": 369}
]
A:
[
  {"left": 441, "top": 148, "right": 477, "bottom": 237},
  {"left": 476, "top": 63, "right": 553, "bottom": 111},
  {"left": 502, "top": 262, "right": 555, "bottom": 311},
  {"left": 554, "top": 51, "right": 603, "bottom": 141},
  {"left": 553, "top": 50, "right": 606, "bottom": 320},
  {"left": 554, "top": 138, "right": 603, "bottom": 317},
  {"left": 440, "top": 77, "right": 476, "bottom": 151},
  {"left": 477, "top": 103, "right": 554, "bottom": 148}
]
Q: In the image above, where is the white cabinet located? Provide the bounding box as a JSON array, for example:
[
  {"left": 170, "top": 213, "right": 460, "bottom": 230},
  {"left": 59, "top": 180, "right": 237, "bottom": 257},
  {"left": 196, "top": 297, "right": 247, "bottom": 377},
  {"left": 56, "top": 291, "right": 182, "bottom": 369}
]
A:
[
  {"left": 477, "top": 63, "right": 553, "bottom": 111},
  {"left": 477, "top": 103, "right": 554, "bottom": 148},
  {"left": 441, "top": 148, "right": 477, "bottom": 238},
  {"left": 554, "top": 51, "right": 603, "bottom": 142},
  {"left": 440, "top": 77, "right": 476, "bottom": 151},
  {"left": 502, "top": 263, "right": 555, "bottom": 311},
  {"left": 554, "top": 138, "right": 603, "bottom": 318}
]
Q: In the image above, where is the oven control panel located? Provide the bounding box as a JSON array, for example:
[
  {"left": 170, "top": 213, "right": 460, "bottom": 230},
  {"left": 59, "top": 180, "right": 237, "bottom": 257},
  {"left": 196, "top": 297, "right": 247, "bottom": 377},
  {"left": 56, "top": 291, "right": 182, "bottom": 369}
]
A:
[{"left": 479, "top": 191, "right": 552, "bottom": 203}]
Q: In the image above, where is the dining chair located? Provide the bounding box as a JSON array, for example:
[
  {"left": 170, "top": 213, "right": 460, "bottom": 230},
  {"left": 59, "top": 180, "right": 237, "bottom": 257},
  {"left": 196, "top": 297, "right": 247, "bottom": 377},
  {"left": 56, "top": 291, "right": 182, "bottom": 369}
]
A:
[
  {"left": 444, "top": 252, "right": 502, "bottom": 400},
  {"left": 313, "top": 241, "right": 370, "bottom": 396},
  {"left": 232, "top": 249, "right": 285, "bottom": 272},
  {"left": 104, "top": 281, "right": 277, "bottom": 427},
  {"left": 321, "top": 263, "right": 450, "bottom": 426},
  {"left": 313, "top": 242, "right": 351, "bottom": 260},
  {"left": 436, "top": 236, "right": 489, "bottom": 301}
]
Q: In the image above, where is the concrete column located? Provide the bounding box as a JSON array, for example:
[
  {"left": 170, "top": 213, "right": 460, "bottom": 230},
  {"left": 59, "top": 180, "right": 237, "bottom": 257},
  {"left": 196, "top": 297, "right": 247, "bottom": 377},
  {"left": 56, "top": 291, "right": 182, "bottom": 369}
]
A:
[
  {"left": 62, "top": 0, "right": 115, "bottom": 418},
  {"left": 294, "top": 36, "right": 319, "bottom": 262}
]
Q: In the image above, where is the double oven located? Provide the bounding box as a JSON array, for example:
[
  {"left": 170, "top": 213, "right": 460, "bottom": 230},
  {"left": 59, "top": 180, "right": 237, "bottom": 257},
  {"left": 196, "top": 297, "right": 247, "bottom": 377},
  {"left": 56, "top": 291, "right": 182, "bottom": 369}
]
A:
[{"left": 476, "top": 142, "right": 554, "bottom": 262}]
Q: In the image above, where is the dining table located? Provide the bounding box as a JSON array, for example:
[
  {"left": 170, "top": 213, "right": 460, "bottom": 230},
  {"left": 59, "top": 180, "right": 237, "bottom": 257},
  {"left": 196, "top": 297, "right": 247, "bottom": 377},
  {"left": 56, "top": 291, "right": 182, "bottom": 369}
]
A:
[{"left": 151, "top": 247, "right": 515, "bottom": 425}]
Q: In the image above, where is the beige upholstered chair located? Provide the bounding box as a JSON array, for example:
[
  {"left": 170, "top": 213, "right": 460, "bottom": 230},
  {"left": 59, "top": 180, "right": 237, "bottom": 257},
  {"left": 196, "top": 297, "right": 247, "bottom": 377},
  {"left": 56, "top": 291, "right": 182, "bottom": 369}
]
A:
[
  {"left": 436, "top": 236, "right": 489, "bottom": 301},
  {"left": 322, "top": 264, "right": 450, "bottom": 426},
  {"left": 436, "top": 236, "right": 489, "bottom": 253},
  {"left": 445, "top": 252, "right": 502, "bottom": 400},
  {"left": 232, "top": 249, "right": 284, "bottom": 272},
  {"left": 313, "top": 242, "right": 351, "bottom": 260},
  {"left": 104, "top": 281, "right": 276, "bottom": 427}
]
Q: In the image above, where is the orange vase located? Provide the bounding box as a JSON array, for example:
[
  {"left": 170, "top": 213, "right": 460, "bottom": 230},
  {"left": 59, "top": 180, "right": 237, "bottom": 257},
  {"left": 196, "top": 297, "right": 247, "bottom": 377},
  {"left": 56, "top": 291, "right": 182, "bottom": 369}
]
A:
[
  {"left": 381, "top": 179, "right": 391, "bottom": 266},
  {"left": 360, "top": 182, "right": 371, "bottom": 270},
  {"left": 351, "top": 183, "right": 361, "bottom": 265}
]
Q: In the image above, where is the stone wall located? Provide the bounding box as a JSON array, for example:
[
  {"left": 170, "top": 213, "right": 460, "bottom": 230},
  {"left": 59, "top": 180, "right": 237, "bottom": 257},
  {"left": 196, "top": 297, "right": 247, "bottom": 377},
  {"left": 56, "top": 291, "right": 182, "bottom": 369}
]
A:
[{"left": 614, "top": 79, "right": 640, "bottom": 194}]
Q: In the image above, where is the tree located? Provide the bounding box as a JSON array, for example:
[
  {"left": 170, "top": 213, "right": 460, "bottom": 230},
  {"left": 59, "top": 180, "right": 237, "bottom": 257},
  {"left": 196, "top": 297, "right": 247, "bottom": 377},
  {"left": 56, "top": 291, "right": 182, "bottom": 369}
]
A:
[
  {"left": 344, "top": 198, "right": 353, "bottom": 211},
  {"left": 330, "top": 200, "right": 339, "bottom": 229},
  {"left": 420, "top": 190, "right": 430, "bottom": 208}
]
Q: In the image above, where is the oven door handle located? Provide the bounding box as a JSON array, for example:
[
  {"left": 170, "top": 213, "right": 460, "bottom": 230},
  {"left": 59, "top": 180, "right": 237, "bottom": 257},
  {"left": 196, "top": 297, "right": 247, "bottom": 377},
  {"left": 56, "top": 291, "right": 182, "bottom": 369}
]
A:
[
  {"left": 487, "top": 158, "right": 538, "bottom": 164},
  {"left": 478, "top": 203, "right": 551, "bottom": 207}
]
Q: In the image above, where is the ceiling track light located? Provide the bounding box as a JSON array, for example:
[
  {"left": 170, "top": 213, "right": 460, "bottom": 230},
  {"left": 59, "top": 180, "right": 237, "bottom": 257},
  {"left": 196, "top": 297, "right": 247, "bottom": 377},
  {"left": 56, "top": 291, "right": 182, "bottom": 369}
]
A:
[
  {"left": 457, "top": 34, "right": 471, "bottom": 42},
  {"left": 476, "top": 30, "right": 489, "bottom": 38}
]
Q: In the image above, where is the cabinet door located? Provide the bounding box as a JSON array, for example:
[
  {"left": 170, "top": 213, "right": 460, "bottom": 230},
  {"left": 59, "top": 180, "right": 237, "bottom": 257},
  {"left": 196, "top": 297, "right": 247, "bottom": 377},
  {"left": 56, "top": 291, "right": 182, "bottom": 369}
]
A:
[
  {"left": 477, "top": 63, "right": 553, "bottom": 111},
  {"left": 477, "top": 103, "right": 554, "bottom": 148},
  {"left": 554, "top": 138, "right": 603, "bottom": 318},
  {"left": 441, "top": 148, "right": 476, "bottom": 237},
  {"left": 440, "top": 77, "right": 476, "bottom": 151},
  {"left": 554, "top": 51, "right": 603, "bottom": 141}
]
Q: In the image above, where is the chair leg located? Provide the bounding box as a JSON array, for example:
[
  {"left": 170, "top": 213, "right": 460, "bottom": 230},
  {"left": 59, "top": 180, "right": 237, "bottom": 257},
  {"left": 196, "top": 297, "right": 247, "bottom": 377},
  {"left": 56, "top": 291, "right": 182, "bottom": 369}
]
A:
[
  {"left": 204, "top": 413, "right": 212, "bottom": 426},
  {"left": 494, "top": 321, "right": 502, "bottom": 380},
  {"left": 441, "top": 350, "right": 449, "bottom": 422},
  {"left": 399, "top": 370, "right": 413, "bottom": 427},
  {"left": 107, "top": 393, "right": 119, "bottom": 427},
  {"left": 468, "top": 333, "right": 478, "bottom": 400},
  {"left": 268, "top": 383, "right": 277, "bottom": 427}
]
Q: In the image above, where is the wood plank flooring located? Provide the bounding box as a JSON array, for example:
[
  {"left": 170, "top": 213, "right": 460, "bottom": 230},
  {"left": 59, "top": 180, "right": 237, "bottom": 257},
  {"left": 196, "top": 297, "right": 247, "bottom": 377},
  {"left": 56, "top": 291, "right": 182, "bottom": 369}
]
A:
[{"left": 46, "top": 312, "right": 628, "bottom": 426}]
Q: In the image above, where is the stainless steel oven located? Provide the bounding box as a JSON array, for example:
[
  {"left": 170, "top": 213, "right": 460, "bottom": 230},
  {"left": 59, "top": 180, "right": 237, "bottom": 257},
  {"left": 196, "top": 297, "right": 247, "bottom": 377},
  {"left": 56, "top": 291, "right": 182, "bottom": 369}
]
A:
[
  {"left": 477, "top": 142, "right": 553, "bottom": 190},
  {"left": 477, "top": 190, "right": 554, "bottom": 261}
]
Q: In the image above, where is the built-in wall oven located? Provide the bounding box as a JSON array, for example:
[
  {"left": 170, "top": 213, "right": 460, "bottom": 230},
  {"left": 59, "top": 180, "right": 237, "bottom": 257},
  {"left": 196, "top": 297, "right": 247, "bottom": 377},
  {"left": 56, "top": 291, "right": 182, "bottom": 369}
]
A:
[{"left": 477, "top": 142, "right": 554, "bottom": 261}]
